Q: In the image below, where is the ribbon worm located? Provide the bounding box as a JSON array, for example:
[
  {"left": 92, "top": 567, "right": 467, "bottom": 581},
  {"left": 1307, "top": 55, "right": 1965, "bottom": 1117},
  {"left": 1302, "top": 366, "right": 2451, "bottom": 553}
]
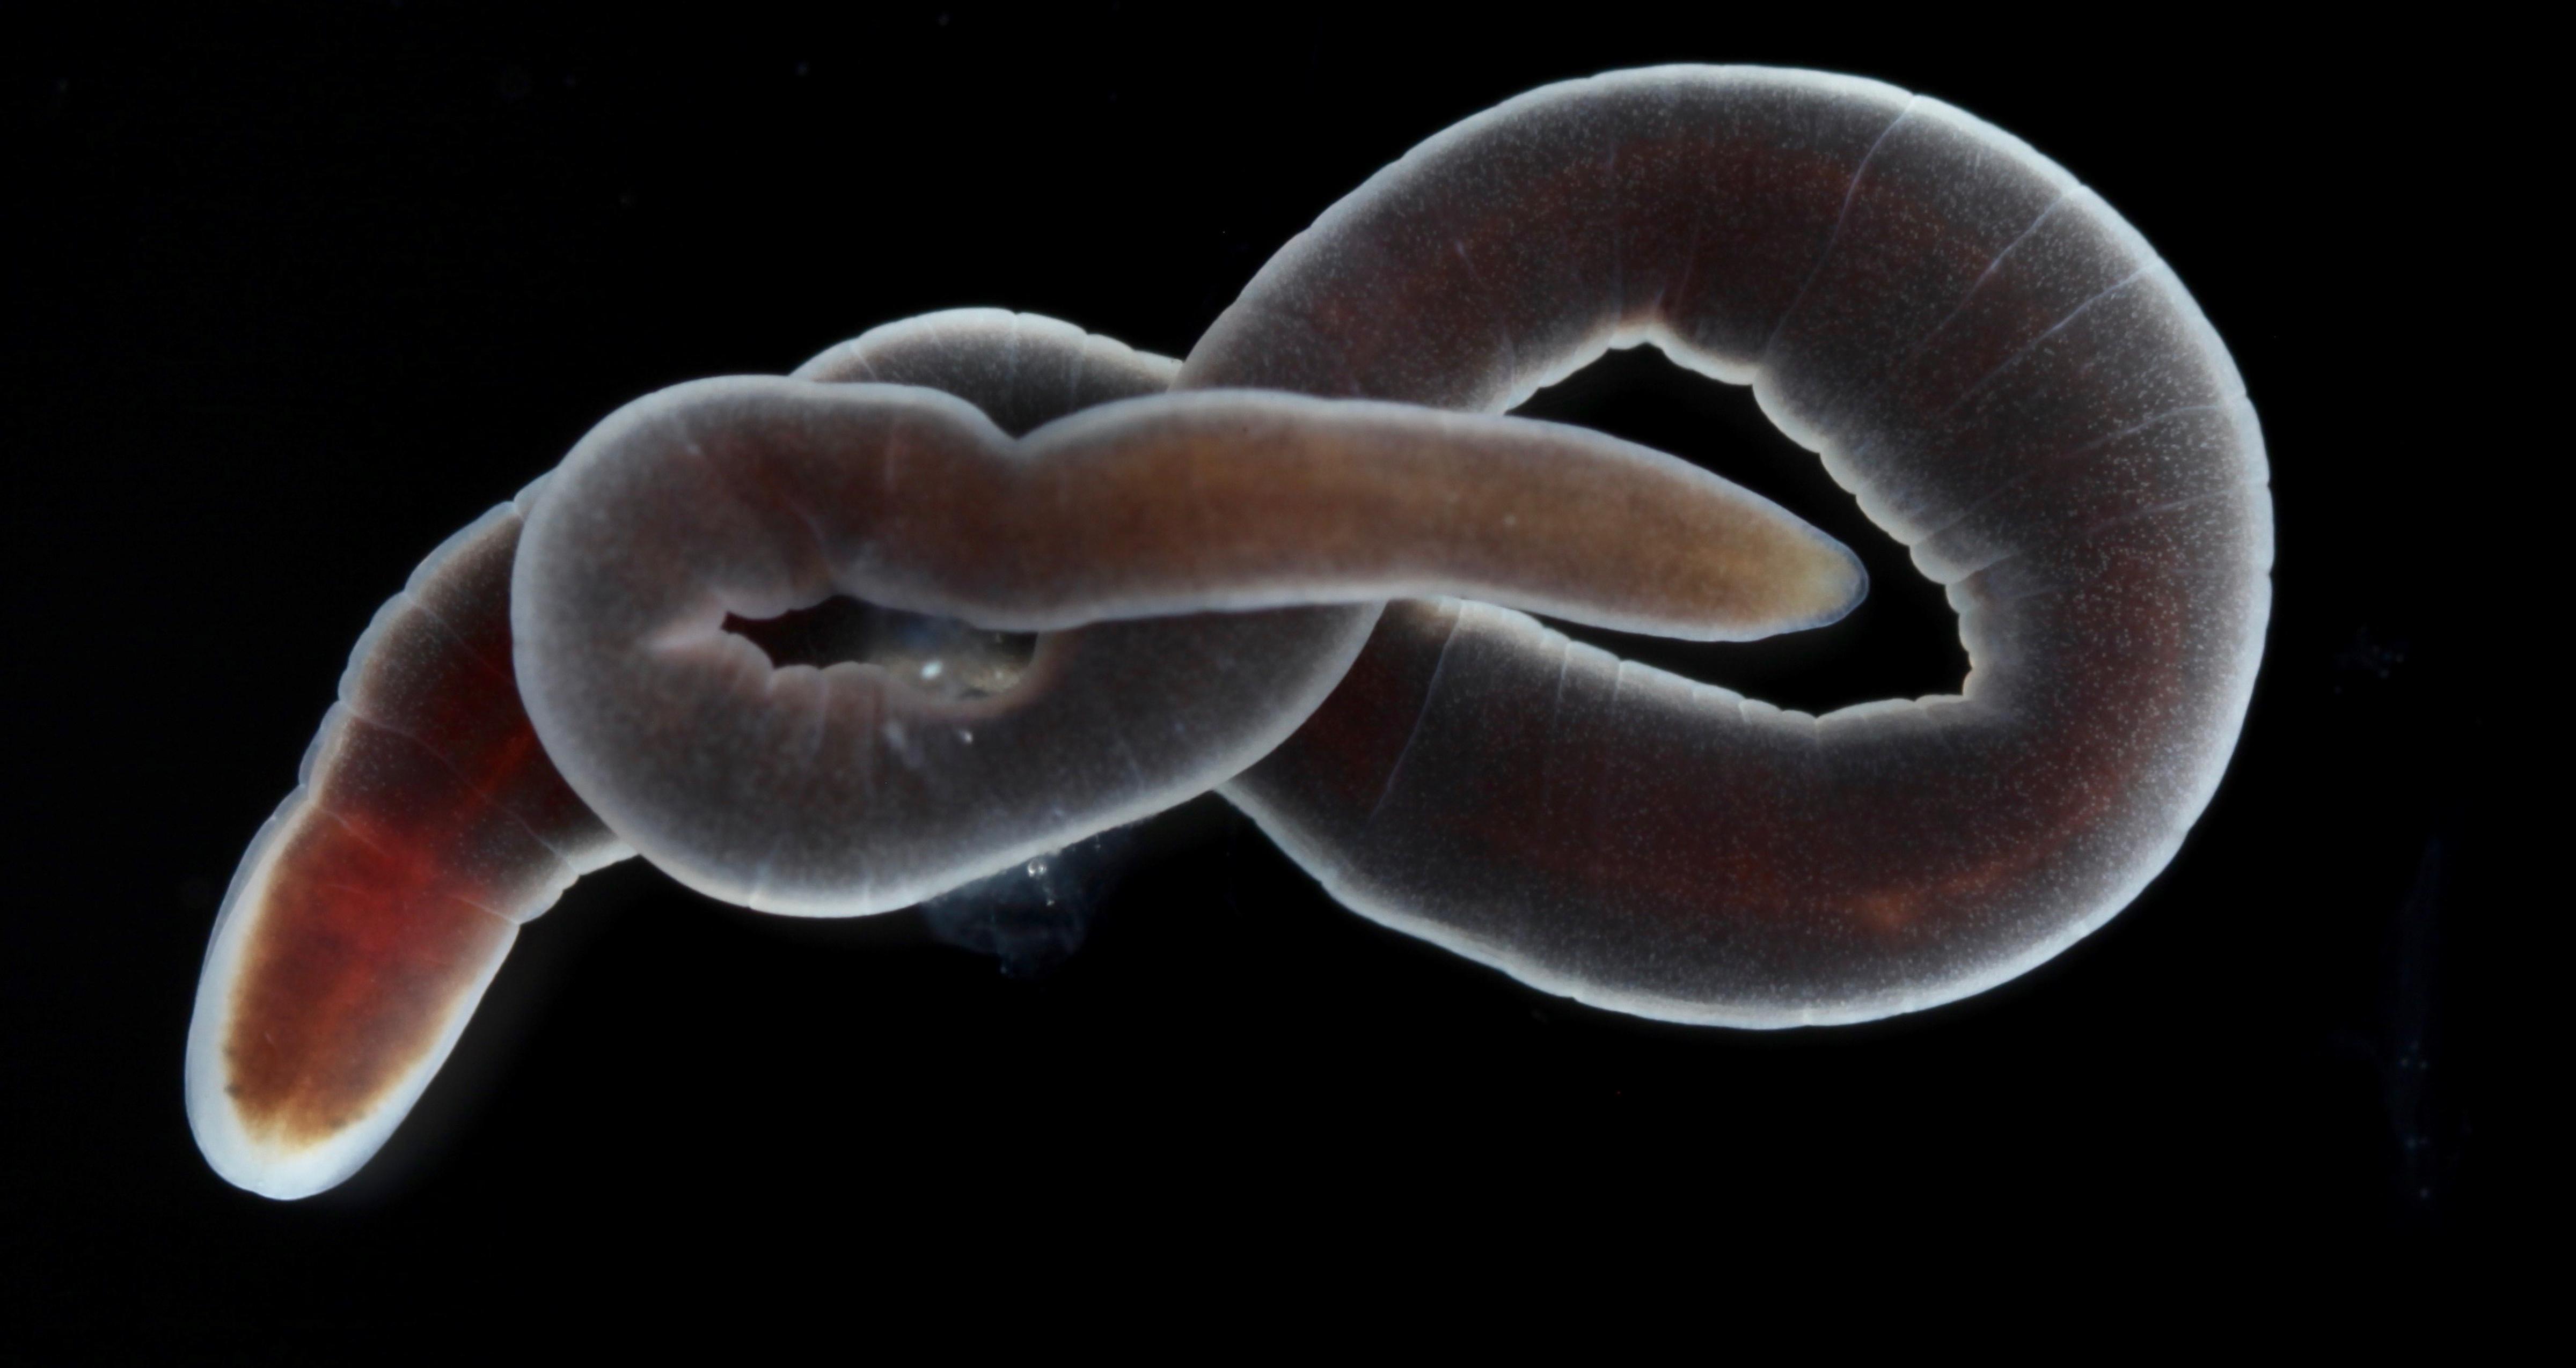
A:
[{"left": 188, "top": 65, "right": 2268, "bottom": 1199}]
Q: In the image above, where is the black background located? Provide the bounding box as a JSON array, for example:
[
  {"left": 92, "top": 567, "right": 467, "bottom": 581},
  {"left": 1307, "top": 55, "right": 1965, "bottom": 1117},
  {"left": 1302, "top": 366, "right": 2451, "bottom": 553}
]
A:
[{"left": 9, "top": 5, "right": 2488, "bottom": 1349}]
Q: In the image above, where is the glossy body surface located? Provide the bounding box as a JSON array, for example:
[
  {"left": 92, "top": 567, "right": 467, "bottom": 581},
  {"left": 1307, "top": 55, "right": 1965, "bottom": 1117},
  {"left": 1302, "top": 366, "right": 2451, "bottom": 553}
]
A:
[{"left": 186, "top": 67, "right": 2267, "bottom": 1198}]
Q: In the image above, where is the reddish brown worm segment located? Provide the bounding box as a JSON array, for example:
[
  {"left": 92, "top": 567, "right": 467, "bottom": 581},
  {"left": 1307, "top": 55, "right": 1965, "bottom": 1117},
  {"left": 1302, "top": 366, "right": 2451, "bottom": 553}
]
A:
[{"left": 184, "top": 503, "right": 627, "bottom": 1198}]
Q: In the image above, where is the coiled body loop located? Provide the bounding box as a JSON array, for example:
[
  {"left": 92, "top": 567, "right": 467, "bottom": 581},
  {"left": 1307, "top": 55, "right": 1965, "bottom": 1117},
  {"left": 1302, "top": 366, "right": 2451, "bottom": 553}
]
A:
[{"left": 187, "top": 67, "right": 2268, "bottom": 1200}]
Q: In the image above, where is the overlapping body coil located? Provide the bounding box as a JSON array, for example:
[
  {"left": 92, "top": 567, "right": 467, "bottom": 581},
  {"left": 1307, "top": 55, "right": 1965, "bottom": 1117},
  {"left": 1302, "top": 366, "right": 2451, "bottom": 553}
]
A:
[{"left": 187, "top": 67, "right": 2268, "bottom": 1199}]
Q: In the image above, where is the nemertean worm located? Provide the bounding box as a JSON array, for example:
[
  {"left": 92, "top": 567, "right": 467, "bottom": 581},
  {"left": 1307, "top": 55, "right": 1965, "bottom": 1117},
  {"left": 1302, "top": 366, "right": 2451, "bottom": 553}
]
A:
[{"left": 187, "top": 65, "right": 2268, "bottom": 1200}]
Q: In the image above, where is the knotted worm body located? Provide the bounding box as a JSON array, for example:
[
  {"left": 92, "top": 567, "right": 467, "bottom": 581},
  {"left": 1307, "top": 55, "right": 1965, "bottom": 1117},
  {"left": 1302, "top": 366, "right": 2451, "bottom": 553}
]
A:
[{"left": 188, "top": 66, "right": 2268, "bottom": 1199}]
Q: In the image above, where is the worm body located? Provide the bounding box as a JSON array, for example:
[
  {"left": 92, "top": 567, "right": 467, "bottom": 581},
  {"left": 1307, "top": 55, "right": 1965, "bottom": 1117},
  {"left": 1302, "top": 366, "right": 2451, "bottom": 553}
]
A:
[{"left": 188, "top": 68, "right": 2268, "bottom": 1198}]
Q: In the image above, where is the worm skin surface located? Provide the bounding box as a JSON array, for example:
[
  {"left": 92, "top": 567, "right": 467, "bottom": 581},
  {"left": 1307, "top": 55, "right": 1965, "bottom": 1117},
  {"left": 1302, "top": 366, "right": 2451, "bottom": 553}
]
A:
[
  {"left": 513, "top": 313, "right": 1847, "bottom": 915},
  {"left": 188, "top": 53, "right": 2275, "bottom": 1197},
  {"left": 509, "top": 315, "right": 1366, "bottom": 918},
  {"left": 185, "top": 502, "right": 628, "bottom": 1200},
  {"left": 1189, "top": 65, "right": 2272, "bottom": 1025}
]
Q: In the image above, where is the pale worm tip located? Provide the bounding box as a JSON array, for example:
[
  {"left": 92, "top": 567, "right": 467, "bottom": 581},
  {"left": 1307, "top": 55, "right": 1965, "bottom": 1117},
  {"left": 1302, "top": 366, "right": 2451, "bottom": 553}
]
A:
[
  {"left": 190, "top": 506, "right": 621, "bottom": 1197},
  {"left": 1787, "top": 531, "right": 1870, "bottom": 635}
]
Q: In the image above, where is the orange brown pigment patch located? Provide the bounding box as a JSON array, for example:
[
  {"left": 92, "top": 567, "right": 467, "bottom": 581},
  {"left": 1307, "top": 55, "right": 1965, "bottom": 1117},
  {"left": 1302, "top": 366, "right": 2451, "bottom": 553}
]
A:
[
  {"left": 224, "top": 509, "right": 617, "bottom": 1148},
  {"left": 226, "top": 804, "right": 517, "bottom": 1144}
]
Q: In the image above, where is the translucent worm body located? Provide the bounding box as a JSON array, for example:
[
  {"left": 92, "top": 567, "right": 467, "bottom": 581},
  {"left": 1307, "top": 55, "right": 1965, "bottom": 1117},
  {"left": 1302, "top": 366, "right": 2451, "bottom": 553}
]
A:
[{"left": 187, "top": 65, "right": 2268, "bottom": 1198}]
